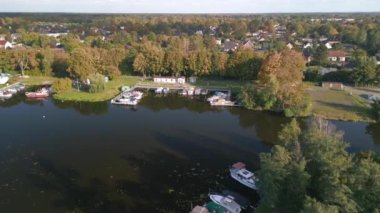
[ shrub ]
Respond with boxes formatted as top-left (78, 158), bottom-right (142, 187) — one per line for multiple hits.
top-left (88, 73), bottom-right (105, 93)
top-left (103, 66), bottom-right (121, 80)
top-left (53, 78), bottom-right (72, 93)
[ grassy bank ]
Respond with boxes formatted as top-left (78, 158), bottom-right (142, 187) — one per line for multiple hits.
top-left (308, 86), bottom-right (374, 122)
top-left (190, 78), bottom-right (247, 93)
top-left (53, 76), bottom-right (140, 102)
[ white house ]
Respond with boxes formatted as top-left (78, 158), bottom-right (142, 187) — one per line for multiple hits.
top-left (0, 41), bottom-right (12, 49)
top-left (154, 77), bottom-right (186, 84)
top-left (303, 43), bottom-right (313, 49)
top-left (325, 43), bottom-right (333, 49)
top-left (287, 43), bottom-right (294, 49)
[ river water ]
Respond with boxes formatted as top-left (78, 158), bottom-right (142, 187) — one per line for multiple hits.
top-left (0, 94), bottom-right (379, 212)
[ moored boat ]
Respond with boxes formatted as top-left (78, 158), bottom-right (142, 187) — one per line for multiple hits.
top-left (229, 162), bottom-right (257, 190)
top-left (111, 97), bottom-right (138, 106)
top-left (209, 193), bottom-right (241, 213)
top-left (0, 91), bottom-right (12, 99)
top-left (25, 88), bottom-right (49, 99)
top-left (0, 75), bottom-right (9, 85)
top-left (210, 99), bottom-right (235, 106)
top-left (155, 87), bottom-right (164, 94)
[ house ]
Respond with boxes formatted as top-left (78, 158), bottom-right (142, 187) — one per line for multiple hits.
top-left (328, 50), bottom-right (346, 62)
top-left (241, 40), bottom-right (255, 50)
top-left (287, 43), bottom-right (294, 50)
top-left (0, 41), bottom-right (12, 49)
top-left (322, 82), bottom-right (345, 90)
top-left (195, 30), bottom-right (203, 36)
top-left (153, 77), bottom-right (186, 84)
top-left (325, 43), bottom-right (333, 49)
top-left (222, 40), bottom-right (239, 52)
top-left (215, 39), bottom-right (222, 46)
top-left (303, 43), bottom-right (313, 49)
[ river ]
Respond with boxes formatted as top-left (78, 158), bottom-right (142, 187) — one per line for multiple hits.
top-left (0, 94), bottom-right (379, 212)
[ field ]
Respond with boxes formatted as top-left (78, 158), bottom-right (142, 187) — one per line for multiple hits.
top-left (307, 86), bottom-right (374, 122)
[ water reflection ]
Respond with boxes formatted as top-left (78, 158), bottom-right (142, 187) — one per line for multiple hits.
top-left (52, 100), bottom-right (109, 115)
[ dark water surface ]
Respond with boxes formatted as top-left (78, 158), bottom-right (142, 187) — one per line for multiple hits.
top-left (0, 94), bottom-right (379, 212)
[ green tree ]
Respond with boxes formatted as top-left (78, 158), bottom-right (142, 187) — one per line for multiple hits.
top-left (67, 48), bottom-right (95, 80)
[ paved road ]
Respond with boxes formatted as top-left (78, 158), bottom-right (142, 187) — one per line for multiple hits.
top-left (345, 86), bottom-right (380, 103)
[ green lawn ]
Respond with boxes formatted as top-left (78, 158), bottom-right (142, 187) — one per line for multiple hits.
top-left (53, 76), bottom-right (140, 102)
top-left (12, 76), bottom-right (58, 86)
top-left (190, 78), bottom-right (248, 93)
top-left (308, 86), bottom-right (374, 122)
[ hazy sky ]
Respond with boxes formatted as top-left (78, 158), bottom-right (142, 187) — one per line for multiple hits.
top-left (1, 0), bottom-right (380, 13)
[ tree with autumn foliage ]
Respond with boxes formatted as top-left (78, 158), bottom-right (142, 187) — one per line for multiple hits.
top-left (240, 50), bottom-right (311, 117)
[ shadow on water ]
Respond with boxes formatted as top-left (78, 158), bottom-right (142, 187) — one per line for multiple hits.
top-left (140, 93), bottom-right (222, 113)
top-left (118, 130), bottom-right (260, 212)
top-left (27, 157), bottom-right (128, 213)
top-left (52, 100), bottom-right (109, 116)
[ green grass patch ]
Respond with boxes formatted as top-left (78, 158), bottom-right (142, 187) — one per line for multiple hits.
top-left (308, 86), bottom-right (374, 122)
top-left (53, 76), bottom-right (140, 102)
top-left (190, 78), bottom-right (248, 93)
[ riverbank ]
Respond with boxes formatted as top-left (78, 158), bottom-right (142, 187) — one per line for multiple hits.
top-left (307, 85), bottom-right (374, 122)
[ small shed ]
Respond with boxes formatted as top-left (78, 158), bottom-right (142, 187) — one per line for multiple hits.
top-left (189, 76), bottom-right (197, 84)
top-left (177, 77), bottom-right (186, 84)
top-left (322, 82), bottom-right (345, 90)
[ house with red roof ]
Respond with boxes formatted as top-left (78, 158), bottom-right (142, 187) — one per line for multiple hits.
top-left (0, 40), bottom-right (12, 49)
top-left (328, 50), bottom-right (346, 62)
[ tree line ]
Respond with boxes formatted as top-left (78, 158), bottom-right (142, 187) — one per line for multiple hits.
top-left (257, 118), bottom-right (380, 213)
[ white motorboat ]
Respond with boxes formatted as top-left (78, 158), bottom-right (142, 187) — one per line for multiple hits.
top-left (229, 162), bottom-right (257, 190)
top-left (0, 76), bottom-right (9, 85)
top-left (155, 87), bottom-right (164, 94)
top-left (111, 97), bottom-right (138, 106)
top-left (210, 99), bottom-right (235, 106)
top-left (207, 92), bottom-right (227, 102)
top-left (187, 87), bottom-right (195, 96)
top-left (162, 87), bottom-right (170, 94)
top-left (131, 91), bottom-right (143, 100)
top-left (0, 91), bottom-right (12, 99)
top-left (209, 193), bottom-right (241, 213)
top-left (179, 89), bottom-right (188, 96)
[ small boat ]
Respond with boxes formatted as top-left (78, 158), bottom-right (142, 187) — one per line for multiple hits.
top-left (229, 162), bottom-right (257, 190)
top-left (25, 88), bottom-right (49, 99)
top-left (210, 99), bottom-right (236, 106)
top-left (0, 75), bottom-right (9, 85)
top-left (200, 89), bottom-right (208, 96)
top-left (187, 87), bottom-right (195, 96)
top-left (179, 89), bottom-right (188, 96)
top-left (6, 88), bottom-right (18, 94)
top-left (222, 190), bottom-right (251, 209)
top-left (207, 92), bottom-right (227, 102)
top-left (0, 91), bottom-right (12, 99)
top-left (162, 87), bottom-right (170, 94)
top-left (155, 87), bottom-right (164, 94)
top-left (195, 88), bottom-right (201, 95)
top-left (131, 91), bottom-right (143, 100)
top-left (111, 97), bottom-right (138, 106)
top-left (209, 193), bottom-right (241, 213)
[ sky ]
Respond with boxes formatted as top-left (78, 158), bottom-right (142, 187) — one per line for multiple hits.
top-left (1, 0), bottom-right (380, 13)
